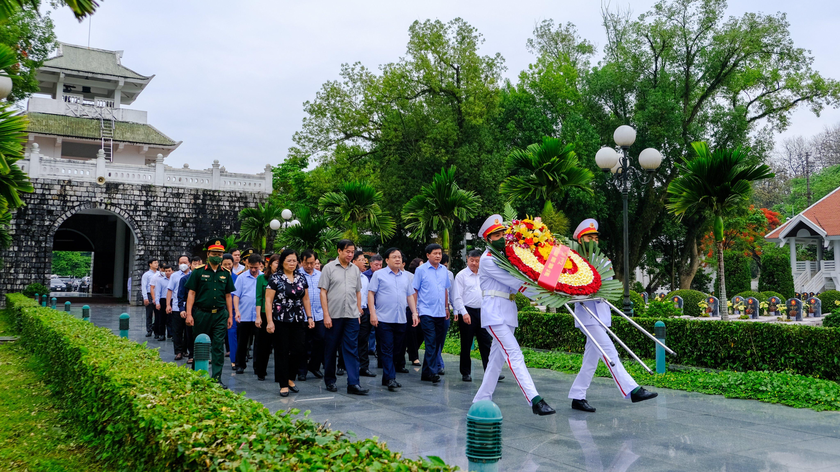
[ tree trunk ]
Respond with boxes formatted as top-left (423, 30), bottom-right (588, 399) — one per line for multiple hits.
top-left (442, 228), bottom-right (451, 260)
top-left (717, 240), bottom-right (729, 321)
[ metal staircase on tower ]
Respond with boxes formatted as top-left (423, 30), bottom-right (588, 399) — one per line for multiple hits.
top-left (100, 115), bottom-right (115, 162)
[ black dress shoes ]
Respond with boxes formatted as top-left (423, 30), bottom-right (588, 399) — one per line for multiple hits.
top-left (631, 387), bottom-right (658, 403)
top-left (532, 399), bottom-right (556, 416)
top-left (257, 375), bottom-right (265, 381)
top-left (145, 332), bottom-right (152, 337)
top-left (396, 367), bottom-right (409, 374)
top-left (347, 384), bottom-right (370, 395)
top-left (325, 383), bottom-right (338, 392)
top-left (462, 375), bottom-right (472, 382)
top-left (309, 369), bottom-right (324, 379)
top-left (288, 385), bottom-right (299, 393)
top-left (386, 380), bottom-right (401, 392)
top-left (235, 367), bottom-right (245, 375)
top-left (360, 369), bottom-right (377, 377)
top-left (420, 375), bottom-right (441, 383)
top-left (297, 374), bottom-right (307, 381)
top-left (498, 375), bottom-right (505, 381)
top-left (279, 389), bottom-right (289, 397)
top-left (571, 399), bottom-right (596, 412)
top-left (438, 369), bottom-right (445, 375)
top-left (337, 368), bottom-right (346, 376)
top-left (218, 382), bottom-right (229, 390)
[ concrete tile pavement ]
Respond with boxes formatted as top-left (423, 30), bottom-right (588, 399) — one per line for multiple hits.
top-left (77, 303), bottom-right (840, 471)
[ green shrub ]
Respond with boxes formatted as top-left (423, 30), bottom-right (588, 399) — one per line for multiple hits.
top-left (629, 291), bottom-right (646, 316)
top-left (514, 292), bottom-right (531, 311)
top-left (5, 294), bottom-right (453, 472)
top-left (643, 299), bottom-right (682, 318)
top-left (818, 290), bottom-right (840, 309)
top-left (823, 312), bottom-right (840, 328)
top-left (736, 290), bottom-right (763, 300)
top-left (515, 309), bottom-right (840, 381)
top-left (758, 247), bottom-right (795, 299)
top-left (714, 251), bottom-right (752, 297)
top-left (761, 291), bottom-right (784, 302)
top-left (22, 283), bottom-right (48, 298)
top-left (665, 289), bottom-right (707, 317)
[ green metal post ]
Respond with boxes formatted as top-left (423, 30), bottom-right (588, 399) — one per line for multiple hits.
top-left (655, 321), bottom-right (666, 374)
top-left (119, 313), bottom-right (130, 338)
top-left (82, 305), bottom-right (90, 322)
top-left (41, 294), bottom-right (47, 307)
top-left (466, 400), bottom-right (502, 471)
top-left (194, 334), bottom-right (212, 376)
top-left (65, 301), bottom-right (71, 312)
top-left (50, 297), bottom-right (57, 309)
top-left (33, 293), bottom-right (38, 303)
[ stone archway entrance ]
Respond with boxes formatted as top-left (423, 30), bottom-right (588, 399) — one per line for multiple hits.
top-left (50, 204), bottom-right (143, 299)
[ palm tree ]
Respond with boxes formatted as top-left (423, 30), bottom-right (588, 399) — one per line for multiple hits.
top-left (275, 207), bottom-right (342, 256)
top-left (500, 137), bottom-right (593, 214)
top-left (318, 181), bottom-right (396, 242)
top-left (1, 0), bottom-right (97, 21)
top-left (239, 202), bottom-right (283, 255)
top-left (666, 142), bottom-right (774, 321)
top-left (402, 166), bottom-right (482, 258)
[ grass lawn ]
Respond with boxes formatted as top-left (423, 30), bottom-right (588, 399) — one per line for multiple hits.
top-left (0, 312), bottom-right (108, 471)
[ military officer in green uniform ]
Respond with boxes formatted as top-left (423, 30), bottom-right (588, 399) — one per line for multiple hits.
top-left (186, 237), bottom-right (235, 386)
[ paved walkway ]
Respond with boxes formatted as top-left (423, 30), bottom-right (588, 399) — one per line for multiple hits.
top-left (80, 303), bottom-right (840, 471)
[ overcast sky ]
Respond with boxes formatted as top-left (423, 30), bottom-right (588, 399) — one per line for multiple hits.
top-left (45, 0), bottom-right (840, 174)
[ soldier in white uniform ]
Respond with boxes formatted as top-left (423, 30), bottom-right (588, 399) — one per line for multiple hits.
top-left (569, 219), bottom-right (657, 412)
top-left (472, 214), bottom-right (555, 416)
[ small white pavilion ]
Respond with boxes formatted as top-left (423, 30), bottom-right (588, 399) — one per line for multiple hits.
top-left (765, 187), bottom-right (840, 293)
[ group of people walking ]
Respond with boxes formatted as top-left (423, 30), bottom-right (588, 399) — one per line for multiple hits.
top-left (139, 214), bottom-right (657, 414)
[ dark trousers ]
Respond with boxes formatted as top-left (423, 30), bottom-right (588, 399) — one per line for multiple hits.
top-left (299, 320), bottom-right (325, 375)
top-left (394, 308), bottom-right (411, 369)
top-left (154, 299), bottom-right (168, 336)
top-left (192, 308), bottom-right (228, 381)
top-left (420, 315), bottom-right (446, 378)
top-left (324, 317), bottom-right (360, 387)
top-left (253, 314), bottom-right (272, 377)
top-left (236, 321), bottom-right (257, 369)
top-left (459, 306), bottom-right (492, 376)
top-left (185, 325), bottom-right (194, 358)
top-left (404, 312), bottom-right (421, 363)
top-left (358, 308), bottom-right (372, 371)
top-left (377, 321), bottom-right (406, 383)
top-left (273, 321), bottom-right (306, 388)
top-left (145, 293), bottom-right (154, 333)
top-left (172, 312), bottom-right (187, 355)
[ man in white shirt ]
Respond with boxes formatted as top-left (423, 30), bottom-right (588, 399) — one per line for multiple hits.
top-left (151, 264), bottom-right (173, 341)
top-left (472, 214), bottom-right (555, 416)
top-left (353, 251), bottom-right (376, 378)
top-left (453, 249), bottom-right (494, 382)
top-left (141, 258), bottom-right (159, 337)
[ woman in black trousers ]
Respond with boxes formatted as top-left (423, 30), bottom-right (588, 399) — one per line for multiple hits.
top-left (253, 254), bottom-right (279, 380)
top-left (265, 249), bottom-right (314, 397)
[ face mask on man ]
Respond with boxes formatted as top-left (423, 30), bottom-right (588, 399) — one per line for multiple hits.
top-left (208, 256), bottom-right (223, 265)
top-left (490, 237), bottom-right (506, 252)
top-left (179, 263), bottom-right (189, 272)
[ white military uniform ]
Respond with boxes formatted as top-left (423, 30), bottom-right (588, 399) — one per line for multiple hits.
top-left (569, 219), bottom-right (638, 400)
top-left (473, 215), bottom-right (541, 406)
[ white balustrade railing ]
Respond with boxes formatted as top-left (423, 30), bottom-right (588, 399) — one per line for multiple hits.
top-left (22, 144), bottom-right (272, 193)
top-left (823, 260), bottom-right (837, 273)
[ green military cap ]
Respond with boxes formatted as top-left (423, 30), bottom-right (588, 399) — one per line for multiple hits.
top-left (240, 247), bottom-right (255, 259)
top-left (206, 237), bottom-right (226, 252)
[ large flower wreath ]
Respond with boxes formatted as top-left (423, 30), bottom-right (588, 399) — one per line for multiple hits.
top-left (487, 217), bottom-right (623, 308)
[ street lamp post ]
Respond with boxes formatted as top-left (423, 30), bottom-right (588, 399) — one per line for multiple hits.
top-left (269, 209), bottom-right (300, 251)
top-left (595, 125), bottom-right (663, 316)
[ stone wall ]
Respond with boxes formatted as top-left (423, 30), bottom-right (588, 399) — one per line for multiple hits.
top-left (0, 178), bottom-right (268, 304)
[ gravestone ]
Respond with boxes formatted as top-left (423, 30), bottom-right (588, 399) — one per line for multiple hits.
top-left (767, 296), bottom-right (782, 317)
top-left (795, 292), bottom-right (801, 300)
top-left (671, 295), bottom-right (684, 311)
top-left (745, 297), bottom-right (759, 319)
top-left (704, 296), bottom-right (720, 317)
top-left (807, 296), bottom-right (822, 317)
top-left (786, 298), bottom-right (803, 321)
top-left (731, 296), bottom-right (745, 316)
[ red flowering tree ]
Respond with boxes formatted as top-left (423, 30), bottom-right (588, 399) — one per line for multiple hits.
top-left (699, 206), bottom-right (781, 264)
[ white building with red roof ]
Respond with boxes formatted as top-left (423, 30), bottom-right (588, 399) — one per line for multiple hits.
top-left (764, 187), bottom-right (840, 293)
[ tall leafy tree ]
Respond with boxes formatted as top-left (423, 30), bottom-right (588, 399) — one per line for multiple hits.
top-left (1, 0), bottom-right (97, 21)
top-left (238, 202), bottom-right (283, 255)
top-left (318, 181), bottom-right (395, 243)
top-left (0, 4), bottom-right (55, 102)
top-left (500, 137), bottom-right (593, 214)
top-left (402, 166), bottom-right (482, 257)
top-left (275, 207), bottom-right (342, 256)
top-left (666, 142), bottom-right (774, 320)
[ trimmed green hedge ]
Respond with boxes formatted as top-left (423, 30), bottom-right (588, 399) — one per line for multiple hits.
top-left (735, 290), bottom-right (763, 300)
top-left (761, 291), bottom-right (784, 302)
top-left (515, 309), bottom-right (840, 381)
top-left (5, 294), bottom-right (452, 471)
top-left (819, 290), bottom-right (840, 309)
top-left (824, 312), bottom-right (840, 328)
top-left (759, 247), bottom-right (795, 299)
top-left (665, 289), bottom-right (707, 317)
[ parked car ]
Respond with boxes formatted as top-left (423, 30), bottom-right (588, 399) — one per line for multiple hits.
top-left (50, 279), bottom-right (65, 292)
